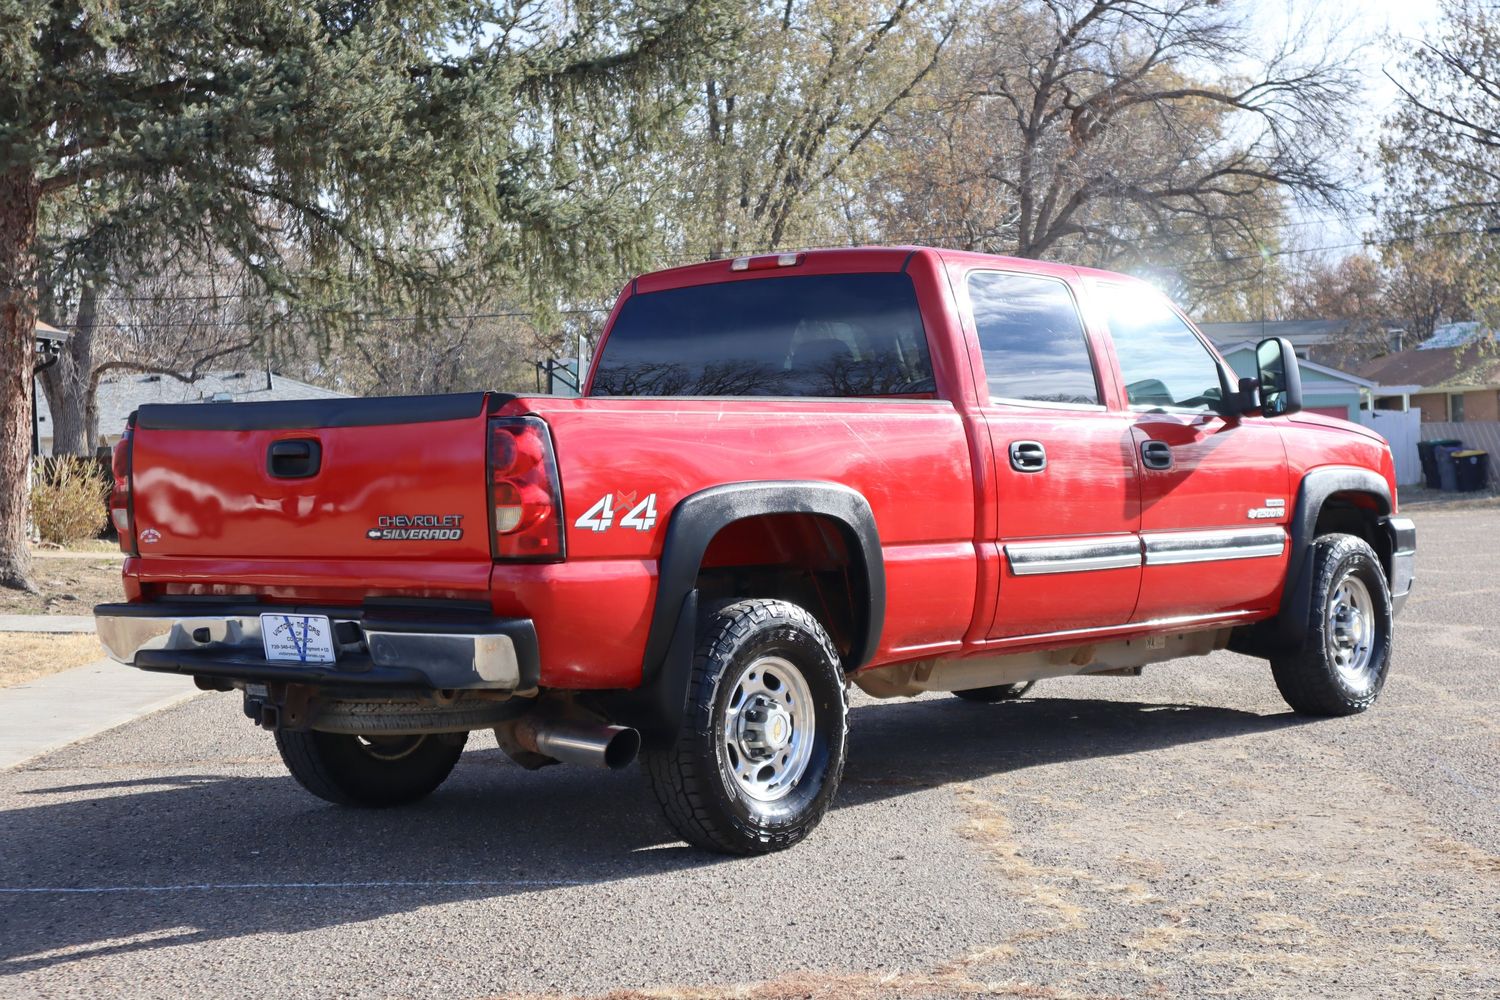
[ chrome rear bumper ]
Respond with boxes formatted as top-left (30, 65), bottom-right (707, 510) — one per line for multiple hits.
top-left (94, 603), bottom-right (538, 691)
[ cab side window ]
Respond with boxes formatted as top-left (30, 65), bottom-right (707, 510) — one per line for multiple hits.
top-left (969, 271), bottom-right (1099, 406)
top-left (1098, 283), bottom-right (1224, 411)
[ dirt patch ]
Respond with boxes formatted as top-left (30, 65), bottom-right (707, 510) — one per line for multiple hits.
top-left (497, 971), bottom-right (1075, 1000)
top-left (0, 556), bottom-right (124, 616)
top-left (0, 632), bottom-right (106, 687)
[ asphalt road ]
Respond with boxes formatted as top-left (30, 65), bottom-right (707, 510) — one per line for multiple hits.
top-left (3, 502), bottom-right (1497, 999)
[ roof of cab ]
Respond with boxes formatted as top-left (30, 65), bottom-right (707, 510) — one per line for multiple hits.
top-left (629, 245), bottom-right (1146, 294)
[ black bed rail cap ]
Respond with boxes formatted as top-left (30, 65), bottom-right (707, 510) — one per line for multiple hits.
top-left (134, 391), bottom-right (513, 431)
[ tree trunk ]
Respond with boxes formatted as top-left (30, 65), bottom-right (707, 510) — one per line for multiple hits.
top-left (38, 281), bottom-right (98, 457)
top-left (0, 167), bottom-right (41, 592)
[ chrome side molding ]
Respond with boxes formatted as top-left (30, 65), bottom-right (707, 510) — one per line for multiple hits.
top-left (1005, 527), bottom-right (1288, 576)
top-left (1005, 536), bottom-right (1141, 576)
top-left (1143, 527), bottom-right (1286, 565)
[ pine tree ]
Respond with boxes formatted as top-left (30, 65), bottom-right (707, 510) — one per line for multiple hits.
top-left (0, 0), bottom-right (728, 590)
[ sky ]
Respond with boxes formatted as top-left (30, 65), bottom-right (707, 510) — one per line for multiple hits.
top-left (1254, 0), bottom-right (1443, 255)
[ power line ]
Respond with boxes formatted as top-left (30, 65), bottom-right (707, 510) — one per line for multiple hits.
top-left (58, 306), bottom-right (611, 331)
top-left (58, 212), bottom-right (1499, 327)
top-left (81, 209), bottom-right (1390, 305)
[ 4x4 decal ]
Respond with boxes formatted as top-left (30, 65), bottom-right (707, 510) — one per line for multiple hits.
top-left (575, 492), bottom-right (658, 532)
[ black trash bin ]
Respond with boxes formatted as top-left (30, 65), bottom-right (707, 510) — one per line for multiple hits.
top-left (1436, 444), bottom-right (1464, 491)
top-left (1420, 438), bottom-right (1462, 489)
top-left (1453, 450), bottom-right (1490, 492)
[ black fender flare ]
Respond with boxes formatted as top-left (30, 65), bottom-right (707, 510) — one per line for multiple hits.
top-left (608, 481), bottom-right (884, 742)
top-left (641, 480), bottom-right (885, 679)
top-left (1238, 466), bottom-right (1393, 654)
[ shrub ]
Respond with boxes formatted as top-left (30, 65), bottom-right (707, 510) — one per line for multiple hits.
top-left (30, 457), bottom-right (109, 546)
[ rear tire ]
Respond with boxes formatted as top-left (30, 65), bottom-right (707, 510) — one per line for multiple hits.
top-left (641, 599), bottom-right (848, 855)
top-left (275, 729), bottom-right (467, 806)
top-left (1270, 533), bottom-right (1393, 716)
top-left (952, 681), bottom-right (1035, 703)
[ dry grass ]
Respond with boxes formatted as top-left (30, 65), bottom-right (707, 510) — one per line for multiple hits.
top-left (0, 633), bottom-right (106, 688)
top-left (34, 538), bottom-right (121, 556)
top-left (29, 458), bottom-right (109, 545)
top-left (0, 556), bottom-right (124, 616)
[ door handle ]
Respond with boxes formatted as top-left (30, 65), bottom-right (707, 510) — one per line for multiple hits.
top-left (1140, 439), bottom-right (1173, 471)
top-left (267, 439), bottom-right (322, 479)
top-left (1009, 440), bottom-right (1047, 473)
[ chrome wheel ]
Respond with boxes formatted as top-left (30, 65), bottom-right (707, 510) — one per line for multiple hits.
top-left (720, 655), bottom-right (815, 802)
top-left (1327, 573), bottom-right (1376, 690)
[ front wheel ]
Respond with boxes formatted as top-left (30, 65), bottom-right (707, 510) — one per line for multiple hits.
top-left (1270, 533), bottom-right (1393, 716)
top-left (275, 729), bottom-right (467, 806)
top-left (641, 599), bottom-right (848, 855)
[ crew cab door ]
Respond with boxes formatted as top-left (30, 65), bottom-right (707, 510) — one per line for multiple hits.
top-left (1091, 282), bottom-right (1291, 622)
top-left (960, 268), bottom-right (1143, 638)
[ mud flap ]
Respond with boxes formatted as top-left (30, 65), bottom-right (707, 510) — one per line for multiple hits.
top-left (598, 590), bottom-right (699, 747)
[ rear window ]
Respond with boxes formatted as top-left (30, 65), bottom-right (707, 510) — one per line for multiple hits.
top-left (589, 273), bottom-right (936, 397)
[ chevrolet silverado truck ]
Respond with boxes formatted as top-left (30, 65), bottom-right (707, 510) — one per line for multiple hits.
top-left (96, 247), bottom-right (1416, 855)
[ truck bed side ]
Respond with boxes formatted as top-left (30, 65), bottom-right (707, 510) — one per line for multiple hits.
top-left (500, 395), bottom-right (978, 688)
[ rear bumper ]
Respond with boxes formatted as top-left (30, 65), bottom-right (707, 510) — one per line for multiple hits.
top-left (1383, 516), bottom-right (1416, 616)
top-left (94, 602), bottom-right (539, 692)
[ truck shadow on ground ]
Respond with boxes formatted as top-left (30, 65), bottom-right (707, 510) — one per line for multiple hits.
top-left (0, 693), bottom-right (1310, 974)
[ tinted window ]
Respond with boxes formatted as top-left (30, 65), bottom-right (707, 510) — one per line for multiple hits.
top-left (969, 271), bottom-right (1098, 405)
top-left (589, 273), bottom-right (935, 397)
top-left (1098, 284), bottom-right (1223, 410)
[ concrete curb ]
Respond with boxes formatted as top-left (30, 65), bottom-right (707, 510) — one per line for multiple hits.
top-left (0, 659), bottom-right (199, 770)
top-left (0, 614), bottom-right (96, 633)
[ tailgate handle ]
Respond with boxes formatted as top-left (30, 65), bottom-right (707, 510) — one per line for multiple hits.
top-left (267, 439), bottom-right (321, 479)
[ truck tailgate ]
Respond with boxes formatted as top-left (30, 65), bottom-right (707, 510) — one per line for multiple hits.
top-left (128, 393), bottom-right (494, 563)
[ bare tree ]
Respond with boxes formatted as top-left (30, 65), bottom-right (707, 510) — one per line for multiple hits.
top-left (37, 261), bottom-right (262, 455)
top-left (322, 309), bottom-right (542, 397)
top-left (872, 0), bottom-right (1356, 290)
top-left (1377, 0), bottom-right (1500, 332)
top-left (1279, 254), bottom-right (1390, 366)
top-left (664, 0), bottom-right (957, 259)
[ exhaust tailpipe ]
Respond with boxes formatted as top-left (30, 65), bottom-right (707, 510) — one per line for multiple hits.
top-left (515, 718), bottom-right (641, 770)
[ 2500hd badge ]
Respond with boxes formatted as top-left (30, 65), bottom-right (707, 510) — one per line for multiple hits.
top-left (366, 514), bottom-right (464, 541)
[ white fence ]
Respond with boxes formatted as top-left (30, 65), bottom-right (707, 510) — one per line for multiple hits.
top-left (1357, 409), bottom-right (1423, 486)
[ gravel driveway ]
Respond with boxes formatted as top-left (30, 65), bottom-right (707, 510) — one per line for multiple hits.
top-left (2, 503), bottom-right (1497, 999)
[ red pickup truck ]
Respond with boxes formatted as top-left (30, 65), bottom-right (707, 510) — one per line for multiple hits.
top-left (96, 247), bottom-right (1416, 854)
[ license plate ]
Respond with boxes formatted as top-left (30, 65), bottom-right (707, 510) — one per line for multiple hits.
top-left (259, 613), bottom-right (337, 664)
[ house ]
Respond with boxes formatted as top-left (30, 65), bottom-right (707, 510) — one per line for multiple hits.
top-left (1198, 319), bottom-right (1405, 368)
top-left (1358, 344), bottom-right (1500, 422)
top-left (33, 370), bottom-right (348, 455)
top-left (1215, 341), bottom-right (1386, 421)
top-left (33, 319), bottom-right (68, 367)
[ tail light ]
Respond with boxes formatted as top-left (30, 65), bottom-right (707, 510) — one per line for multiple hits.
top-left (487, 415), bottom-right (565, 561)
top-left (109, 428), bottom-right (135, 554)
